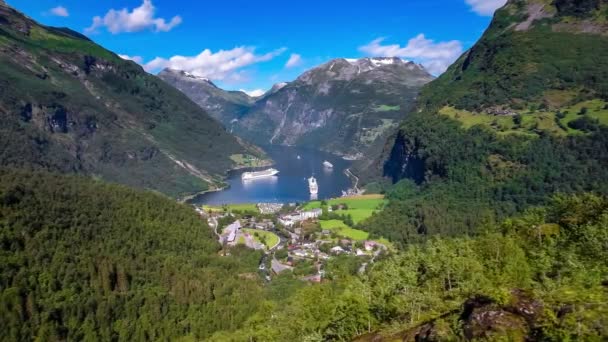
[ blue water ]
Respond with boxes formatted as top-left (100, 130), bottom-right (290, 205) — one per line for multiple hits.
top-left (192, 146), bottom-right (353, 205)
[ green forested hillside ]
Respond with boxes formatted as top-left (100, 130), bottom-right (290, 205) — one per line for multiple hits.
top-left (356, 0), bottom-right (608, 246)
top-left (213, 193), bottom-right (608, 341)
top-left (0, 3), bottom-right (265, 198)
top-left (0, 169), bottom-right (266, 341)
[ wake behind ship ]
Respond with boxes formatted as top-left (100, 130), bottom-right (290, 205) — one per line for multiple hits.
top-left (241, 168), bottom-right (280, 180)
top-left (308, 176), bottom-right (318, 195)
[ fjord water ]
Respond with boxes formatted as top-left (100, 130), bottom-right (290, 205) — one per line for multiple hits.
top-left (192, 146), bottom-right (353, 205)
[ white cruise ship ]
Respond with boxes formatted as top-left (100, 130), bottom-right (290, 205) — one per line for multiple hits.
top-left (241, 168), bottom-right (279, 180)
top-left (308, 176), bottom-right (319, 194)
top-left (323, 160), bottom-right (333, 168)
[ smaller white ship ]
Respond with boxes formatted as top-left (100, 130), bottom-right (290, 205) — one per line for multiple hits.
top-left (297, 155), bottom-right (301, 160)
top-left (323, 160), bottom-right (333, 169)
top-left (242, 168), bottom-right (279, 180)
top-left (308, 176), bottom-right (319, 195)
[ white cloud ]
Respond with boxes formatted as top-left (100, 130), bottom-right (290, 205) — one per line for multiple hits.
top-left (143, 46), bottom-right (287, 83)
top-left (118, 54), bottom-right (144, 64)
top-left (85, 0), bottom-right (182, 34)
top-left (285, 53), bottom-right (302, 68)
top-left (240, 89), bottom-right (266, 97)
top-left (359, 34), bottom-right (463, 75)
top-left (465, 0), bottom-right (507, 16)
top-left (50, 6), bottom-right (69, 17)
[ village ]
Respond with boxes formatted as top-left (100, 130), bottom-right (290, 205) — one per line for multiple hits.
top-left (195, 195), bottom-right (389, 283)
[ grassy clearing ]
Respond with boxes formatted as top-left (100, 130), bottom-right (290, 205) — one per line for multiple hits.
top-left (242, 229), bottom-right (279, 249)
top-left (319, 220), bottom-right (369, 241)
top-left (303, 195), bottom-right (387, 224)
top-left (203, 203), bottom-right (259, 213)
top-left (374, 104), bottom-right (401, 112)
top-left (230, 154), bottom-right (270, 168)
top-left (360, 119), bottom-right (397, 144)
top-left (440, 101), bottom-right (608, 137)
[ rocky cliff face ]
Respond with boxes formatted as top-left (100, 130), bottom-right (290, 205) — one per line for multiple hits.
top-left (0, 4), bottom-right (264, 197)
top-left (158, 68), bottom-right (255, 128)
top-left (378, 0), bottom-right (608, 184)
top-left (161, 57), bottom-right (433, 157)
top-left (235, 57), bottom-right (434, 157)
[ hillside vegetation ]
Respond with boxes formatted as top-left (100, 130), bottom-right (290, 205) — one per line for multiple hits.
top-left (214, 193), bottom-right (608, 341)
top-left (0, 3), bottom-right (264, 198)
top-left (357, 0), bottom-right (608, 247)
top-left (0, 169), bottom-right (267, 341)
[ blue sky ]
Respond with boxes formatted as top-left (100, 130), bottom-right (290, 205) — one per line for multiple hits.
top-left (7, 0), bottom-right (506, 95)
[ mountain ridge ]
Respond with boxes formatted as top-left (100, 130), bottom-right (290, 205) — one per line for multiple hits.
top-left (160, 57), bottom-right (434, 157)
top-left (353, 0), bottom-right (608, 245)
top-left (0, 3), bottom-right (266, 198)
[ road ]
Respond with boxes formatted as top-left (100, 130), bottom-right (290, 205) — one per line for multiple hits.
top-left (344, 168), bottom-right (361, 193)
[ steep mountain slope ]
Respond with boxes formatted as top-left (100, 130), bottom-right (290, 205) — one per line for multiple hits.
top-left (0, 169), bottom-right (266, 340)
top-left (0, 3), bottom-right (265, 198)
top-left (161, 58), bottom-right (434, 158)
top-left (237, 57), bottom-right (434, 157)
top-left (158, 68), bottom-right (255, 128)
top-left (357, 0), bottom-right (608, 245)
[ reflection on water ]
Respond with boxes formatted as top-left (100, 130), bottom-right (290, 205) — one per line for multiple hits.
top-left (242, 175), bottom-right (279, 190)
top-left (192, 145), bottom-right (353, 205)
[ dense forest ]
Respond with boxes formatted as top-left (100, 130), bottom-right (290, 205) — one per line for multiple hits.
top-left (0, 3), bottom-right (264, 198)
top-left (361, 115), bottom-right (608, 247)
top-left (1, 0), bottom-right (607, 341)
top-left (2, 169), bottom-right (605, 340)
top-left (214, 193), bottom-right (608, 341)
top-left (0, 169), bottom-right (268, 340)
top-left (355, 0), bottom-right (608, 247)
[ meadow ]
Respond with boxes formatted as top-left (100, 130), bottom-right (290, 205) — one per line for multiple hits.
top-left (303, 194), bottom-right (387, 224)
top-left (242, 229), bottom-right (280, 249)
top-left (319, 220), bottom-right (369, 241)
top-left (203, 203), bottom-right (259, 213)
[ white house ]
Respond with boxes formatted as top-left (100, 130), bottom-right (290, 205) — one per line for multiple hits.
top-left (331, 246), bottom-right (345, 254)
top-left (223, 220), bottom-right (242, 244)
top-left (301, 208), bottom-right (323, 220)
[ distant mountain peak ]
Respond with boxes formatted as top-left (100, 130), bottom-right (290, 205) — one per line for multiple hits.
top-left (345, 57), bottom-right (408, 66)
top-left (159, 68), bottom-right (217, 87)
top-left (296, 56), bottom-right (432, 84)
top-left (264, 82), bottom-right (288, 96)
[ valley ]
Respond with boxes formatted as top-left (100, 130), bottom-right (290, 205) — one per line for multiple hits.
top-left (160, 57), bottom-right (434, 158)
top-left (192, 145), bottom-right (356, 205)
top-left (1, 0), bottom-right (608, 341)
top-left (200, 194), bottom-right (389, 283)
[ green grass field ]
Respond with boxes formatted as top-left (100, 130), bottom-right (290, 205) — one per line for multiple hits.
top-left (439, 100), bottom-right (608, 137)
top-left (303, 195), bottom-right (387, 224)
top-left (374, 104), bottom-right (401, 112)
top-left (319, 220), bottom-right (369, 241)
top-left (203, 203), bottom-right (259, 213)
top-left (230, 154), bottom-right (271, 168)
top-left (242, 229), bottom-right (280, 249)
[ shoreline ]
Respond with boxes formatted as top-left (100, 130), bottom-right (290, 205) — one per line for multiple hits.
top-left (178, 158), bottom-right (275, 204)
top-left (178, 183), bottom-right (229, 204)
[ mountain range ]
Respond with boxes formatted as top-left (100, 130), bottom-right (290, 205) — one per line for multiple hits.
top-left (0, 3), bottom-right (266, 198)
top-left (160, 57), bottom-right (434, 158)
top-left (357, 0), bottom-right (608, 243)
top-left (1, 0), bottom-right (608, 341)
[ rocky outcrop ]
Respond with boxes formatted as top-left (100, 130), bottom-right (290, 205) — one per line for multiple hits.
top-left (382, 131), bottom-right (427, 184)
top-left (354, 290), bottom-right (544, 342)
top-left (158, 68), bottom-right (254, 127)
